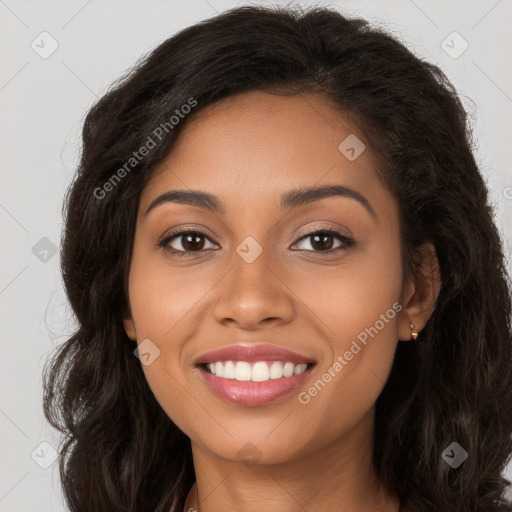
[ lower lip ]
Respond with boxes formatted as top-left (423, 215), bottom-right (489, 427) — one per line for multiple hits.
top-left (197, 364), bottom-right (315, 406)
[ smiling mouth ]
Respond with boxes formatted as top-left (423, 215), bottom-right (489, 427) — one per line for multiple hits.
top-left (198, 360), bottom-right (316, 382)
top-left (195, 360), bottom-right (317, 406)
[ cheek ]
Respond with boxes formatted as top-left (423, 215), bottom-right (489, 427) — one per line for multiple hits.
top-left (295, 236), bottom-right (403, 428)
top-left (128, 238), bottom-right (215, 342)
top-left (292, 230), bottom-right (403, 348)
top-left (126, 238), bottom-right (200, 413)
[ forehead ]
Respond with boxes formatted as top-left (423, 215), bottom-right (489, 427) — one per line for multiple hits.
top-left (139, 91), bottom-right (390, 217)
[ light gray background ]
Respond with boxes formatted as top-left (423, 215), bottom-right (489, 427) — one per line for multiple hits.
top-left (1, 0), bottom-right (511, 510)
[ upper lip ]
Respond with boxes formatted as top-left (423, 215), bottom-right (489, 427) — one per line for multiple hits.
top-left (193, 344), bottom-right (316, 365)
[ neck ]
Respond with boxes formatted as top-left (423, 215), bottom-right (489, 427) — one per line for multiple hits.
top-left (183, 409), bottom-right (399, 512)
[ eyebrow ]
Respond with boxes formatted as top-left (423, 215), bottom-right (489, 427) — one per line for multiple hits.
top-left (144, 184), bottom-right (376, 219)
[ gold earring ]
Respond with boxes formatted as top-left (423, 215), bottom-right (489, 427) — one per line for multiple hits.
top-left (409, 322), bottom-right (419, 341)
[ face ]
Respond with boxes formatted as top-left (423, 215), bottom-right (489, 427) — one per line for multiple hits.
top-left (123, 90), bottom-right (415, 465)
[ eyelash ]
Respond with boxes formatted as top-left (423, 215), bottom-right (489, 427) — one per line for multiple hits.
top-left (157, 227), bottom-right (355, 259)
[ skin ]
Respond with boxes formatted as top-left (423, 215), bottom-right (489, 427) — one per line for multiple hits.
top-left (122, 91), bottom-right (440, 512)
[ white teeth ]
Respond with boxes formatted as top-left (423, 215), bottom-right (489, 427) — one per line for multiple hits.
top-left (269, 361), bottom-right (283, 379)
top-left (251, 362), bottom-right (270, 382)
top-left (205, 361), bottom-right (309, 382)
top-left (283, 362), bottom-right (295, 377)
top-left (235, 361), bottom-right (252, 381)
top-left (294, 363), bottom-right (307, 375)
top-left (223, 360), bottom-right (236, 379)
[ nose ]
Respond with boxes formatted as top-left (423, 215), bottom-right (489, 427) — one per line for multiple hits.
top-left (212, 245), bottom-right (295, 330)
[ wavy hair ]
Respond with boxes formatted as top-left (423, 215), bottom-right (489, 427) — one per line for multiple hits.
top-left (43, 5), bottom-right (512, 511)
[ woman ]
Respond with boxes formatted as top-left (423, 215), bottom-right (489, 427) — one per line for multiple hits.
top-left (43, 5), bottom-right (512, 511)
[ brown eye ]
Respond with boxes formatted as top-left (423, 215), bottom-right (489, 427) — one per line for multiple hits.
top-left (159, 230), bottom-right (218, 253)
top-left (309, 233), bottom-right (335, 251)
top-left (179, 233), bottom-right (206, 251)
top-left (292, 228), bottom-right (355, 254)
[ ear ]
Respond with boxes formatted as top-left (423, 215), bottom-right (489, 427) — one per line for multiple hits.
top-left (398, 242), bottom-right (442, 341)
top-left (122, 306), bottom-right (137, 341)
